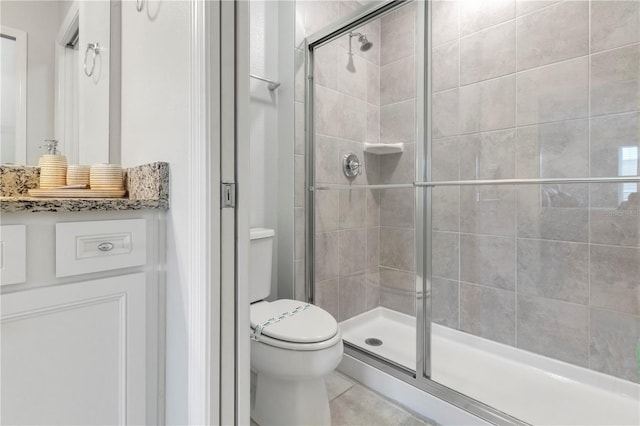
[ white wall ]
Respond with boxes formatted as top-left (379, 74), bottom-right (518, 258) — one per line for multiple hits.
top-left (119, 2), bottom-right (191, 424)
top-left (1, 1), bottom-right (60, 164)
top-left (249, 0), bottom-right (280, 299)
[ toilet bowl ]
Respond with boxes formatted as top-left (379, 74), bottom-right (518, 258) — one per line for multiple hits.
top-left (250, 299), bottom-right (343, 426)
top-left (249, 229), bottom-right (343, 425)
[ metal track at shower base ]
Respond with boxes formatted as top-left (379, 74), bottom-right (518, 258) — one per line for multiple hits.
top-left (343, 342), bottom-right (531, 426)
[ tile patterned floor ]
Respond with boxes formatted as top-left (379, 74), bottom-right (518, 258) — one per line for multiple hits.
top-left (327, 372), bottom-right (437, 426)
top-left (251, 371), bottom-right (438, 426)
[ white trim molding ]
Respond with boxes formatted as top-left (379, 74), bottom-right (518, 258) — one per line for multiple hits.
top-left (187, 0), bottom-right (219, 425)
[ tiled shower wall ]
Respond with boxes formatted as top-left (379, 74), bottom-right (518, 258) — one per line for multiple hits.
top-left (377, 4), bottom-right (419, 315)
top-left (297, 1), bottom-right (420, 322)
top-left (294, 1), bottom-right (384, 321)
top-left (430, 0), bottom-right (640, 383)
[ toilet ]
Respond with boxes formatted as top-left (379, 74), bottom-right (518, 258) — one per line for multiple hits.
top-left (249, 228), bottom-right (344, 426)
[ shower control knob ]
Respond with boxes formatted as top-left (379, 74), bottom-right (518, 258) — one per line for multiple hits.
top-left (343, 153), bottom-right (361, 178)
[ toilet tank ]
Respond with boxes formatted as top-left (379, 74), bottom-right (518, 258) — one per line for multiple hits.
top-left (250, 228), bottom-right (275, 303)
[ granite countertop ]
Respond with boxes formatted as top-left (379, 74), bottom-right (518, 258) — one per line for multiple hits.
top-left (0, 196), bottom-right (169, 213)
top-left (1, 162), bottom-right (169, 213)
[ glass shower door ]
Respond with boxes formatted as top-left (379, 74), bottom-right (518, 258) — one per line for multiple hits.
top-left (307, 0), bottom-right (423, 374)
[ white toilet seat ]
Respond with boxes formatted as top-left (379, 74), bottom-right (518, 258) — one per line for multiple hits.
top-left (250, 299), bottom-right (341, 351)
top-left (253, 330), bottom-right (342, 351)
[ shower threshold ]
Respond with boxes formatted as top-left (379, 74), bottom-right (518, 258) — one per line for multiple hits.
top-left (339, 307), bottom-right (639, 426)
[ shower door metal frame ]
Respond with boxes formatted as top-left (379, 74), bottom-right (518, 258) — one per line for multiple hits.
top-left (305, 2), bottom-right (527, 425)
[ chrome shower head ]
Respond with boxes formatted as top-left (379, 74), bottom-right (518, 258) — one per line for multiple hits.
top-left (349, 32), bottom-right (373, 52)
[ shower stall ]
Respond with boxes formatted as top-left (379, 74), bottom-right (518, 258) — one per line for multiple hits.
top-left (295, 0), bottom-right (640, 424)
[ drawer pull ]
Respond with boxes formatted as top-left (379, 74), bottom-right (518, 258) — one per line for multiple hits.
top-left (98, 242), bottom-right (115, 252)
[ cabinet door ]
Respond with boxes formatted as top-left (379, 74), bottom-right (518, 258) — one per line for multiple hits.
top-left (1, 273), bottom-right (146, 425)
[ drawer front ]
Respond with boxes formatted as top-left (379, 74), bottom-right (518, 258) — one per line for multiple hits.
top-left (0, 225), bottom-right (27, 285)
top-left (56, 219), bottom-right (146, 277)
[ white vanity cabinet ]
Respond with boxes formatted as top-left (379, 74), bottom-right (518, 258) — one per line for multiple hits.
top-left (0, 210), bottom-right (165, 426)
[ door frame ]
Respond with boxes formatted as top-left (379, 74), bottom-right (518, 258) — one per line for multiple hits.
top-left (187, 0), bottom-right (250, 424)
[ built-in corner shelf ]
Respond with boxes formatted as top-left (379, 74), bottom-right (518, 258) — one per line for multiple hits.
top-left (363, 143), bottom-right (404, 155)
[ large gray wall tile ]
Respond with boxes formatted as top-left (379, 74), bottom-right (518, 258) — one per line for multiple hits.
top-left (432, 0), bottom-right (459, 47)
top-left (316, 279), bottom-right (339, 320)
top-left (432, 231), bottom-right (459, 280)
top-left (516, 119), bottom-right (589, 179)
top-left (591, 0), bottom-right (640, 53)
top-left (337, 47), bottom-right (368, 101)
top-left (380, 227), bottom-right (415, 271)
top-left (459, 0), bottom-right (515, 36)
top-left (460, 283), bottom-right (516, 345)
top-left (459, 129), bottom-right (516, 180)
top-left (381, 56), bottom-right (415, 105)
top-left (517, 294), bottom-right (589, 366)
top-left (460, 185), bottom-right (516, 237)
top-left (591, 208), bottom-right (640, 248)
top-left (315, 43), bottom-right (338, 90)
top-left (517, 185), bottom-right (589, 243)
top-left (460, 21), bottom-right (516, 85)
top-left (432, 41), bottom-right (459, 92)
top-left (432, 137), bottom-right (459, 181)
top-left (381, 6), bottom-right (415, 65)
top-left (379, 266), bottom-right (416, 293)
top-left (516, 1), bottom-right (588, 71)
top-left (590, 308), bottom-right (640, 383)
top-left (517, 239), bottom-right (589, 304)
top-left (516, 0), bottom-right (559, 16)
top-left (316, 190), bottom-right (339, 233)
top-left (339, 273), bottom-right (367, 321)
top-left (517, 56), bottom-right (588, 126)
top-left (591, 45), bottom-right (640, 116)
top-left (367, 61), bottom-right (380, 106)
top-left (461, 234), bottom-right (516, 290)
top-left (432, 89), bottom-right (459, 138)
top-left (339, 229), bottom-right (367, 276)
top-left (380, 288), bottom-right (416, 316)
top-left (315, 85), bottom-right (339, 137)
top-left (366, 104), bottom-right (380, 143)
top-left (315, 134), bottom-right (338, 184)
top-left (590, 245), bottom-right (640, 315)
top-left (432, 187), bottom-right (460, 232)
top-left (367, 227), bottom-right (379, 273)
top-left (380, 188), bottom-right (415, 228)
top-left (431, 277), bottom-right (460, 328)
top-left (590, 112), bottom-right (640, 178)
top-left (339, 189), bottom-right (366, 230)
top-left (460, 75), bottom-right (516, 134)
top-left (380, 99), bottom-right (416, 142)
top-left (316, 231), bottom-right (339, 281)
top-left (366, 189), bottom-right (380, 227)
top-left (338, 93), bottom-right (366, 142)
top-left (378, 144), bottom-right (416, 184)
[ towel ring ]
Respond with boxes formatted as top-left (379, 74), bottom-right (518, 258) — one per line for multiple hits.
top-left (84, 43), bottom-right (101, 77)
top-left (136, 0), bottom-right (143, 12)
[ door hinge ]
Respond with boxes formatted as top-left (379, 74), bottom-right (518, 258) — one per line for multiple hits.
top-left (221, 182), bottom-right (236, 208)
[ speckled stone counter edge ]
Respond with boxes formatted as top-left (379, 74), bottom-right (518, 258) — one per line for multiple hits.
top-left (1, 162), bottom-right (169, 213)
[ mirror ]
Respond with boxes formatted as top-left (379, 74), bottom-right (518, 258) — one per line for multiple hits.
top-left (0, 0), bottom-right (120, 166)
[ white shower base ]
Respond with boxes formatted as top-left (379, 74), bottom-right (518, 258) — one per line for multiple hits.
top-left (340, 307), bottom-right (640, 426)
